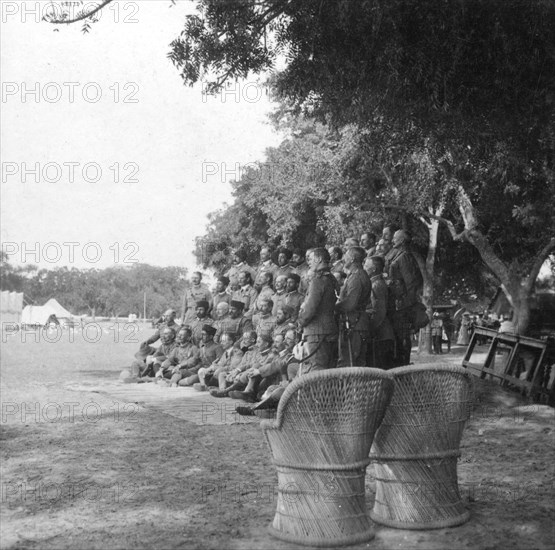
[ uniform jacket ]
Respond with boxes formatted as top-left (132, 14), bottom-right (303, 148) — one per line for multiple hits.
top-left (190, 317), bottom-right (214, 347)
top-left (232, 285), bottom-right (258, 317)
top-left (283, 290), bottom-right (304, 322)
top-left (292, 262), bottom-right (310, 294)
top-left (210, 346), bottom-right (244, 373)
top-left (183, 284), bottom-right (213, 323)
top-left (253, 313), bottom-right (277, 341)
top-left (298, 268), bottom-right (338, 337)
top-left (214, 315), bottom-right (253, 342)
top-left (199, 340), bottom-right (224, 367)
top-left (161, 342), bottom-right (200, 371)
top-left (336, 265), bottom-right (371, 332)
top-left (225, 262), bottom-right (255, 290)
top-left (368, 275), bottom-right (394, 341)
top-left (254, 260), bottom-right (278, 286)
top-left (386, 245), bottom-right (422, 310)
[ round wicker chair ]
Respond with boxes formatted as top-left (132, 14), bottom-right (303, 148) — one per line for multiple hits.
top-left (260, 367), bottom-right (394, 547)
top-left (370, 364), bottom-right (474, 529)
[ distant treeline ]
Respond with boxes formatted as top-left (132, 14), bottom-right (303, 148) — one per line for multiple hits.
top-left (1, 254), bottom-right (188, 318)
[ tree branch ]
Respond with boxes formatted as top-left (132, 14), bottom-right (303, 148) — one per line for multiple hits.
top-left (48, 0), bottom-right (115, 24)
top-left (524, 236), bottom-right (555, 293)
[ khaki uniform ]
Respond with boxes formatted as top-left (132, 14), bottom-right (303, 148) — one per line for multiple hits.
top-left (336, 265), bottom-right (371, 366)
top-left (231, 285), bottom-right (258, 317)
top-left (253, 313), bottom-right (277, 341)
top-left (190, 317), bottom-right (214, 347)
top-left (254, 260), bottom-right (278, 287)
top-left (225, 262), bottom-right (255, 290)
top-left (182, 284), bottom-right (212, 324)
top-left (297, 267), bottom-right (338, 372)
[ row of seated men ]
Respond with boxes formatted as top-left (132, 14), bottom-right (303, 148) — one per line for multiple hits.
top-left (121, 228), bottom-right (422, 412)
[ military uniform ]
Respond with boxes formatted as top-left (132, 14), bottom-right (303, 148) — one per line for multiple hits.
top-left (160, 342), bottom-right (200, 379)
top-left (283, 290), bottom-right (304, 322)
top-left (231, 285), bottom-right (258, 317)
top-left (271, 290), bottom-right (287, 317)
top-left (254, 260), bottom-right (278, 287)
top-left (214, 315), bottom-right (253, 342)
top-left (386, 244), bottom-right (422, 366)
top-left (225, 262), bottom-right (255, 290)
top-left (292, 262), bottom-right (310, 294)
top-left (190, 316), bottom-right (214, 346)
top-left (366, 274), bottom-right (394, 369)
top-left (336, 265), bottom-right (371, 366)
top-left (253, 313), bottom-right (277, 341)
top-left (182, 284), bottom-right (212, 324)
top-left (142, 341), bottom-right (177, 377)
top-left (212, 292), bottom-right (231, 317)
top-left (196, 346), bottom-right (244, 388)
top-left (252, 285), bottom-right (274, 314)
top-left (297, 267), bottom-right (339, 372)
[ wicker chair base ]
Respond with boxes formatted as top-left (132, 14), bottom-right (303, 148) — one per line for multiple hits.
top-left (268, 467), bottom-right (375, 547)
top-left (370, 457), bottom-right (470, 529)
top-left (268, 524), bottom-right (375, 547)
top-left (370, 510), bottom-right (470, 530)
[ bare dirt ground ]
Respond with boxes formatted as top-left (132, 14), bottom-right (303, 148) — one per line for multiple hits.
top-left (1, 324), bottom-right (554, 550)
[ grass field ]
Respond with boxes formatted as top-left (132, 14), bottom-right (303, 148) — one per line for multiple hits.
top-left (1, 324), bottom-right (554, 550)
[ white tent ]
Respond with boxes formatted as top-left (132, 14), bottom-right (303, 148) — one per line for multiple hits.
top-left (21, 299), bottom-right (74, 327)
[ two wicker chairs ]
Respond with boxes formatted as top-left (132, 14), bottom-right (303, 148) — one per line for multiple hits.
top-left (261, 364), bottom-right (473, 546)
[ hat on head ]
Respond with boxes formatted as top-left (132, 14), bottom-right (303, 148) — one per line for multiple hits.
top-left (287, 273), bottom-right (301, 284)
top-left (218, 276), bottom-right (230, 286)
top-left (230, 300), bottom-right (245, 310)
top-left (202, 324), bottom-right (217, 335)
top-left (234, 249), bottom-right (247, 261)
top-left (196, 300), bottom-right (209, 309)
top-left (163, 308), bottom-right (176, 316)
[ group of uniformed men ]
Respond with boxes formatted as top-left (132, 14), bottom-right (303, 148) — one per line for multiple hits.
top-left (120, 226), bottom-right (423, 414)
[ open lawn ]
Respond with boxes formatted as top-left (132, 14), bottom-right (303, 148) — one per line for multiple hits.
top-left (1, 324), bottom-right (554, 549)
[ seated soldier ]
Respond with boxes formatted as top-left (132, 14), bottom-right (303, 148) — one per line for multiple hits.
top-left (253, 272), bottom-right (274, 313)
top-left (252, 298), bottom-right (277, 341)
top-left (120, 309), bottom-right (179, 381)
top-left (178, 324), bottom-right (223, 386)
top-left (194, 333), bottom-right (243, 391)
top-left (210, 331), bottom-right (272, 397)
top-left (283, 273), bottom-right (304, 322)
top-left (275, 248), bottom-right (294, 279)
top-left (229, 334), bottom-right (286, 402)
top-left (236, 329), bottom-right (300, 415)
top-left (156, 327), bottom-right (200, 385)
top-left (214, 300), bottom-right (253, 343)
top-left (212, 276), bottom-right (231, 318)
top-left (272, 305), bottom-right (295, 341)
top-left (271, 275), bottom-right (288, 316)
top-left (138, 327), bottom-right (178, 380)
top-left (232, 270), bottom-right (258, 318)
top-left (190, 300), bottom-right (214, 346)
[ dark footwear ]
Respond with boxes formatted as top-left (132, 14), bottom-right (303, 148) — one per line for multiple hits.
top-left (236, 405), bottom-right (256, 416)
top-left (228, 391), bottom-right (256, 403)
top-left (210, 389), bottom-right (228, 398)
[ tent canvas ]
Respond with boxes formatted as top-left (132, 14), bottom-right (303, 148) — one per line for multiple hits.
top-left (21, 299), bottom-right (74, 326)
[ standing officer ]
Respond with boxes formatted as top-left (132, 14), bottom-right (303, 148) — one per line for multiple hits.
top-left (365, 255), bottom-right (394, 369)
top-left (297, 248), bottom-right (338, 372)
top-left (386, 230), bottom-right (422, 366)
top-left (335, 246), bottom-right (371, 366)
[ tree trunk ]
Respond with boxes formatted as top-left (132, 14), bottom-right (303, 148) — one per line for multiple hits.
top-left (453, 187), bottom-right (555, 336)
top-left (415, 213), bottom-right (442, 354)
